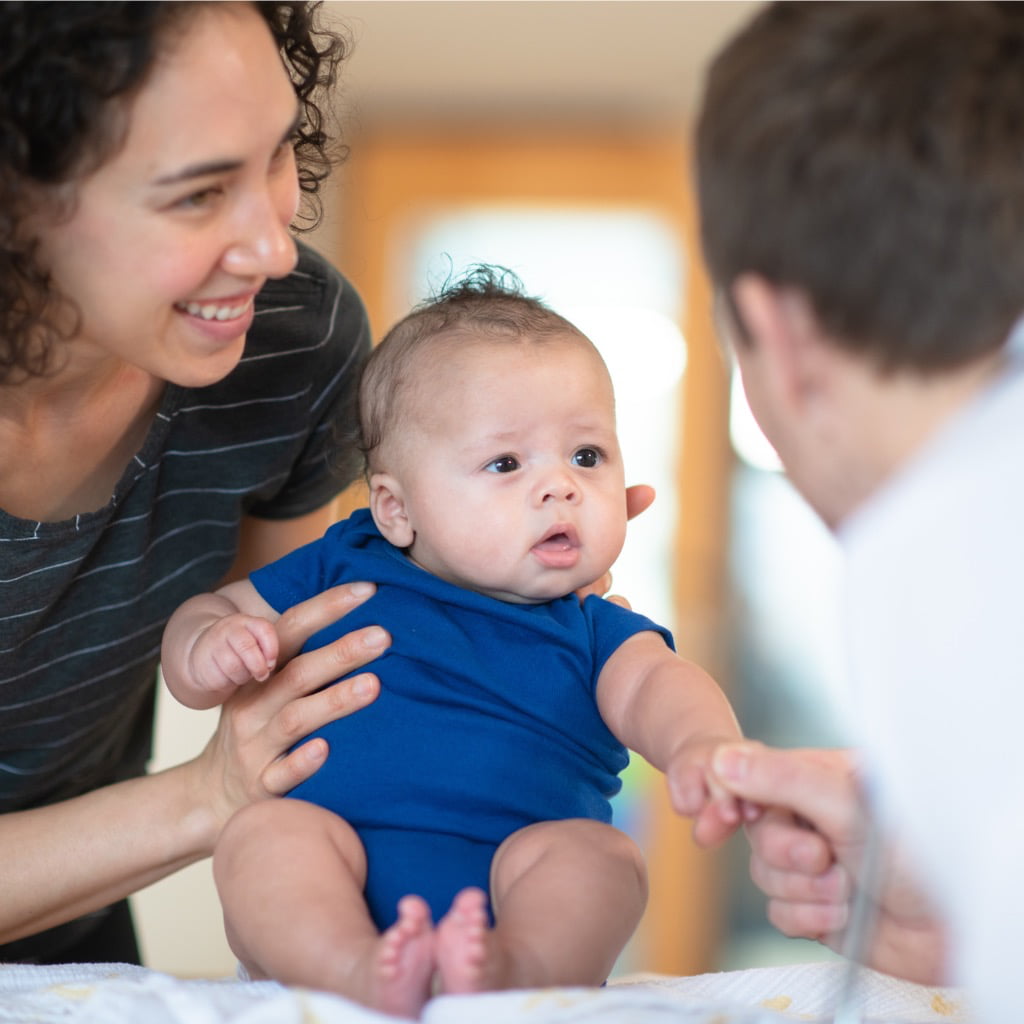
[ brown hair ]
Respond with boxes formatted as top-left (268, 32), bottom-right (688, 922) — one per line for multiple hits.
top-left (697, 1), bottom-right (1024, 373)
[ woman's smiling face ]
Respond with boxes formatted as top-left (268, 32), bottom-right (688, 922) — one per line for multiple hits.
top-left (31, 2), bottom-right (301, 389)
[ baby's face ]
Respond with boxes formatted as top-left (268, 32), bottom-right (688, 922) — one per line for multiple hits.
top-left (391, 334), bottom-right (628, 603)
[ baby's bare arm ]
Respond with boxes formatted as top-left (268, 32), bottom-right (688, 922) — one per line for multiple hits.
top-left (596, 632), bottom-right (745, 845)
top-left (596, 632), bottom-right (740, 767)
top-left (162, 579), bottom-right (280, 711)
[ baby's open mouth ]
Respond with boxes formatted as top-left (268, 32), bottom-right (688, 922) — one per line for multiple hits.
top-left (532, 526), bottom-right (581, 568)
top-left (535, 531), bottom-right (575, 550)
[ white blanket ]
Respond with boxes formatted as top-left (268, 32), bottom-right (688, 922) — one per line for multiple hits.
top-left (0, 961), bottom-right (969, 1023)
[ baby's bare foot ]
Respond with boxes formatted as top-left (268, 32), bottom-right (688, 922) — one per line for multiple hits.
top-left (370, 894), bottom-right (436, 1018)
top-left (436, 887), bottom-right (508, 994)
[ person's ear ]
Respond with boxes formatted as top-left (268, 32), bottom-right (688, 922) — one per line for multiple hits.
top-left (731, 273), bottom-right (828, 413)
top-left (368, 473), bottom-right (414, 548)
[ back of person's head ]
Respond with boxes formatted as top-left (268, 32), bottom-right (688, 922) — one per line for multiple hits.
top-left (358, 265), bottom-right (594, 472)
top-left (697, 1), bottom-right (1024, 373)
top-left (0, 1), bottom-right (347, 384)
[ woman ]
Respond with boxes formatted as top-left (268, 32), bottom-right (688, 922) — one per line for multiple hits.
top-left (0, 1), bottom-right (384, 964)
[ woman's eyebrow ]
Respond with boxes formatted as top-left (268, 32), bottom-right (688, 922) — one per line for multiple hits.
top-left (151, 106), bottom-right (303, 187)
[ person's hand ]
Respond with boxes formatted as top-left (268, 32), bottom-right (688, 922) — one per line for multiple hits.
top-left (711, 742), bottom-right (948, 985)
top-left (578, 484), bottom-right (656, 604)
top-left (664, 737), bottom-right (750, 849)
top-left (189, 613), bottom-right (280, 695)
top-left (190, 582), bottom-right (386, 835)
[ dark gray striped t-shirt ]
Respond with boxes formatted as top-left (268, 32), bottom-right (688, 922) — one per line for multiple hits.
top-left (0, 242), bottom-right (371, 813)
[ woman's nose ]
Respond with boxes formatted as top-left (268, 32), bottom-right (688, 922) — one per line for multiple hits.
top-left (223, 187), bottom-right (298, 280)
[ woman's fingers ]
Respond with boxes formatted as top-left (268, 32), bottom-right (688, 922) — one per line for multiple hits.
top-left (200, 583), bottom-right (388, 814)
top-left (258, 666), bottom-right (383, 795)
top-left (266, 624), bottom-right (389, 711)
top-left (274, 582), bottom-right (377, 662)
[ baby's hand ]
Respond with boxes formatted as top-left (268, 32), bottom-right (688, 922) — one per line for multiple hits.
top-left (188, 613), bottom-right (279, 698)
top-left (666, 739), bottom-right (758, 849)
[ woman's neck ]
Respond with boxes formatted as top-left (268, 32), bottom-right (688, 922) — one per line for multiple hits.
top-left (0, 358), bottom-right (164, 522)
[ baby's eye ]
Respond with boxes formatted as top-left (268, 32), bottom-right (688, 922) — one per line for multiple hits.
top-left (571, 447), bottom-right (603, 468)
top-left (485, 455), bottom-right (520, 474)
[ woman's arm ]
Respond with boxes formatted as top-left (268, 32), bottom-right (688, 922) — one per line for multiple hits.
top-left (0, 560), bottom-right (386, 945)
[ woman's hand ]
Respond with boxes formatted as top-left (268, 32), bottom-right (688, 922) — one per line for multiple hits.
top-left (191, 581), bottom-right (387, 834)
top-left (577, 484), bottom-right (656, 603)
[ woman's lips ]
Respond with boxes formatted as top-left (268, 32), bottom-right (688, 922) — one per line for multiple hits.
top-left (174, 295), bottom-right (256, 343)
top-left (174, 296), bottom-right (253, 322)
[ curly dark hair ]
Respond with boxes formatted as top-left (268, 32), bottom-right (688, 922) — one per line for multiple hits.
top-left (0, 1), bottom-right (349, 384)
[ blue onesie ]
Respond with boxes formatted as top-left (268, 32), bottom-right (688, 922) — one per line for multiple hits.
top-left (250, 508), bottom-right (674, 929)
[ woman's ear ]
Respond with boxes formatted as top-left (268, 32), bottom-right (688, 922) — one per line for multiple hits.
top-left (369, 473), bottom-right (414, 548)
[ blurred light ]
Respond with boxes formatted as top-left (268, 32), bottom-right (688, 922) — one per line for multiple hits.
top-left (730, 370), bottom-right (782, 472)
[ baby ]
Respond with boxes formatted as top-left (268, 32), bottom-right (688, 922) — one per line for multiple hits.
top-left (161, 268), bottom-right (744, 1017)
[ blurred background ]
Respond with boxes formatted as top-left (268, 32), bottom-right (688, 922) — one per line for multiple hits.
top-left (137, 0), bottom-right (854, 980)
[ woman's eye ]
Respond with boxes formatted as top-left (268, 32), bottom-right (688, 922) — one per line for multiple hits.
top-left (571, 447), bottom-right (602, 468)
top-left (485, 455), bottom-right (520, 474)
top-left (175, 186), bottom-right (222, 210)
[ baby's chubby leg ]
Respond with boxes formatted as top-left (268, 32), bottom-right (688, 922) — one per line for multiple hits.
top-left (213, 799), bottom-right (434, 1018)
top-left (436, 819), bottom-right (648, 993)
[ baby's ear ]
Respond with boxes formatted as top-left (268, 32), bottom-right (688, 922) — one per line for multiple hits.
top-left (368, 473), bottom-right (414, 548)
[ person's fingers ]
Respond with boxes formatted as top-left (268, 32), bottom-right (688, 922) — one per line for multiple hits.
top-left (261, 736), bottom-right (330, 795)
top-left (274, 582), bottom-right (377, 662)
top-left (625, 484), bottom-right (656, 521)
top-left (765, 896), bottom-right (849, 942)
top-left (270, 664), bottom-right (382, 749)
top-left (746, 806), bottom-right (836, 875)
top-left (692, 803), bottom-right (742, 849)
top-left (749, 846), bottom-right (850, 904)
top-left (266, 624), bottom-right (389, 709)
top-left (251, 618), bottom-right (279, 671)
top-left (666, 762), bottom-right (705, 817)
top-left (258, 671), bottom-right (382, 794)
top-left (231, 625), bottom-right (276, 682)
top-left (712, 742), bottom-right (863, 843)
top-left (576, 570), bottom-right (613, 602)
